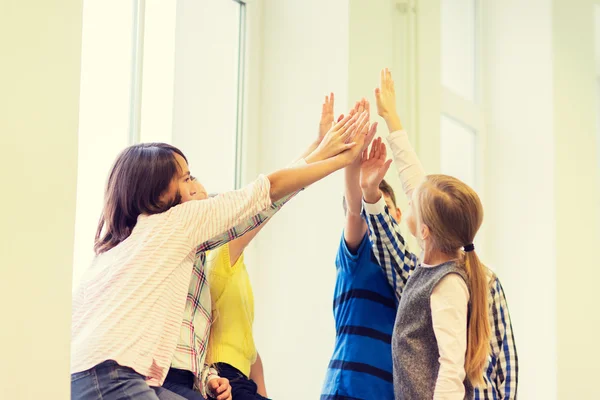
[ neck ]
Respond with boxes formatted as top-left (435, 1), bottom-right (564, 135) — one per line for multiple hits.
top-left (422, 246), bottom-right (456, 266)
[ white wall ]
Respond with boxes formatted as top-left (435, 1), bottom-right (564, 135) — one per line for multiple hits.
top-left (484, 1), bottom-right (557, 398)
top-left (348, 0), bottom-right (419, 251)
top-left (171, 0), bottom-right (241, 193)
top-left (0, 1), bottom-right (82, 398)
top-left (247, 0), bottom-right (350, 398)
top-left (553, 1), bottom-right (600, 397)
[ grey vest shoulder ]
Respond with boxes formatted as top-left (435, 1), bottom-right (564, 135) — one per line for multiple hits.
top-left (392, 261), bottom-right (473, 400)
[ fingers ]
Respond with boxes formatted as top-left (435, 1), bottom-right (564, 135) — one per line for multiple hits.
top-left (361, 148), bottom-right (368, 163)
top-left (332, 113), bottom-right (354, 132)
top-left (337, 113), bottom-right (344, 123)
top-left (369, 137), bottom-right (378, 159)
top-left (379, 140), bottom-right (387, 160)
top-left (341, 112), bottom-right (361, 135)
top-left (364, 122), bottom-right (377, 147)
top-left (347, 111), bottom-right (369, 141)
top-left (385, 68), bottom-right (394, 90)
top-left (382, 158), bottom-right (393, 176)
top-left (357, 98), bottom-right (365, 114)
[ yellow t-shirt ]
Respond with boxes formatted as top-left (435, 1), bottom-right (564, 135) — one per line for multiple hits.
top-left (205, 243), bottom-right (256, 377)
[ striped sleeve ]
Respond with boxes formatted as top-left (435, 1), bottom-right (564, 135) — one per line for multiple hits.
top-left (490, 276), bottom-right (518, 399)
top-left (168, 175), bottom-right (272, 247)
top-left (193, 158), bottom-right (307, 253)
top-left (362, 195), bottom-right (419, 302)
top-left (195, 190), bottom-right (299, 254)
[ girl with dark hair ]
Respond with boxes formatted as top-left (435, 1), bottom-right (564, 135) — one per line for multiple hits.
top-left (70, 110), bottom-right (372, 400)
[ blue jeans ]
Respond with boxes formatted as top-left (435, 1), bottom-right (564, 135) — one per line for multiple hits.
top-left (71, 360), bottom-right (186, 400)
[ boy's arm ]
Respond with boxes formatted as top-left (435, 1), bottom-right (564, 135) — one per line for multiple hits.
top-left (344, 99), bottom-right (375, 252)
top-left (249, 352), bottom-right (267, 397)
top-left (360, 138), bottom-right (418, 302)
top-left (489, 277), bottom-right (519, 399)
top-left (362, 195), bottom-right (418, 301)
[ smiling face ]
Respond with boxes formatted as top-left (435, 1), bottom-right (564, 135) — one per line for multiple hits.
top-left (159, 153), bottom-right (208, 205)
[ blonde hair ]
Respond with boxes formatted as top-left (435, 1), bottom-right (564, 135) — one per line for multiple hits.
top-left (415, 174), bottom-right (490, 385)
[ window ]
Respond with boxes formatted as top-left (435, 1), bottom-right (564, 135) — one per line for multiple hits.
top-left (73, 0), bottom-right (136, 287)
top-left (440, 115), bottom-right (477, 189)
top-left (440, 0), bottom-right (484, 190)
top-left (73, 0), bottom-right (246, 286)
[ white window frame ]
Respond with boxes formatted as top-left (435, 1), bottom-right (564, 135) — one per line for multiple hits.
top-left (411, 0), bottom-right (489, 250)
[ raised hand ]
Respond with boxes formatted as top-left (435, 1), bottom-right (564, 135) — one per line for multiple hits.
top-left (336, 112), bottom-right (377, 166)
top-left (375, 68), bottom-right (397, 118)
top-left (318, 93), bottom-right (335, 141)
top-left (360, 138), bottom-right (393, 201)
top-left (309, 110), bottom-right (368, 162)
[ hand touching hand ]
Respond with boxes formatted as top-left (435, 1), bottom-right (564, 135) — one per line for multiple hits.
top-left (336, 112), bottom-right (377, 166)
top-left (308, 110), bottom-right (368, 162)
top-left (360, 137), bottom-right (393, 203)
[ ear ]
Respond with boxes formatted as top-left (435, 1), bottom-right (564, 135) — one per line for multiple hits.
top-left (395, 208), bottom-right (402, 223)
top-left (421, 224), bottom-right (431, 242)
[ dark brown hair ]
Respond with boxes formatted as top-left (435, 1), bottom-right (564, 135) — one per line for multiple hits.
top-left (94, 143), bottom-right (187, 254)
top-left (379, 179), bottom-right (397, 207)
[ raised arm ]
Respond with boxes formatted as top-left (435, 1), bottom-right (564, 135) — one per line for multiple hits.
top-left (344, 98), bottom-right (378, 252)
top-left (175, 109), bottom-right (371, 248)
top-left (266, 110), bottom-right (370, 202)
top-left (227, 95), bottom-right (376, 262)
top-left (375, 68), bottom-right (426, 198)
top-left (360, 138), bottom-right (418, 301)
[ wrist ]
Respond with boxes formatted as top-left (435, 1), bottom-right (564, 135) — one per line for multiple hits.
top-left (304, 141), bottom-right (322, 163)
top-left (362, 187), bottom-right (382, 204)
top-left (384, 113), bottom-right (403, 132)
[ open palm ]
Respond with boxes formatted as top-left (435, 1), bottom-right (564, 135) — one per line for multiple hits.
top-left (360, 137), bottom-right (393, 191)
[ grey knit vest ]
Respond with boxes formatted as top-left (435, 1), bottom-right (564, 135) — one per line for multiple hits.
top-left (392, 261), bottom-right (473, 400)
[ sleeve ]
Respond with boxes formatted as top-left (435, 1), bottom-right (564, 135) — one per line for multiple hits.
top-left (196, 364), bottom-right (220, 399)
top-left (362, 195), bottom-right (419, 302)
top-left (489, 277), bottom-right (519, 399)
top-left (167, 175), bottom-right (272, 248)
top-left (431, 273), bottom-right (470, 400)
top-left (194, 160), bottom-right (308, 253)
top-left (385, 130), bottom-right (427, 196)
top-left (335, 231), bottom-right (370, 271)
top-left (204, 244), bottom-right (232, 304)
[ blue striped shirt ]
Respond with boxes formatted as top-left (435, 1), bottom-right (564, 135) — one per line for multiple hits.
top-left (321, 233), bottom-right (397, 400)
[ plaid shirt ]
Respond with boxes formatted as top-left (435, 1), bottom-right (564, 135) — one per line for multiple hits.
top-left (171, 191), bottom-right (299, 397)
top-left (363, 200), bottom-right (518, 399)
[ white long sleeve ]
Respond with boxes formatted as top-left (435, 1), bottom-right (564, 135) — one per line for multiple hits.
top-left (386, 130), bottom-right (427, 196)
top-left (427, 269), bottom-right (470, 399)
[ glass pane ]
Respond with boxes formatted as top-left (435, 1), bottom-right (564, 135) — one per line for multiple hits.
top-left (440, 115), bottom-right (477, 189)
top-left (441, 0), bottom-right (476, 101)
top-left (74, 0), bottom-right (135, 287)
top-left (170, 0), bottom-right (241, 194)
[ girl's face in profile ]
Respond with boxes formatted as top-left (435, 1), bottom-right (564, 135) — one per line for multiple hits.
top-left (160, 153), bottom-right (208, 205)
